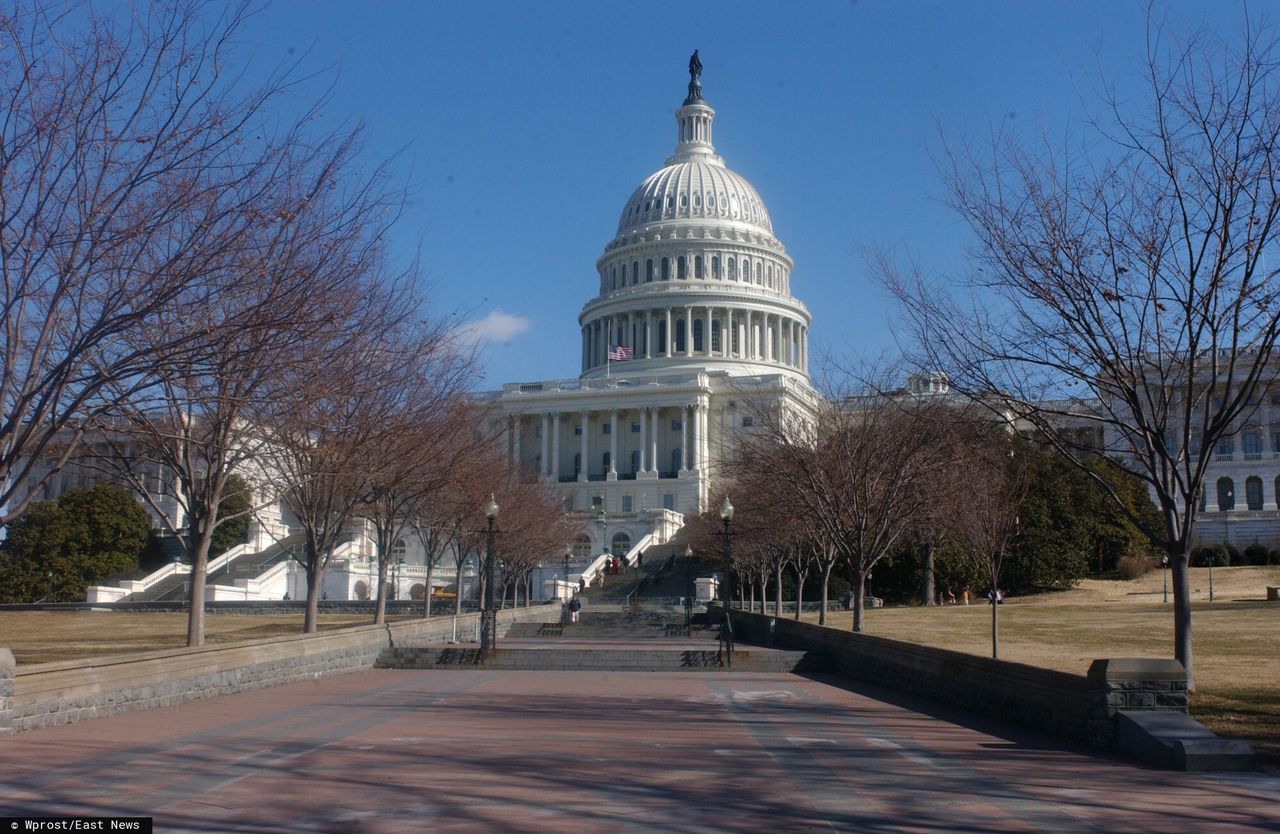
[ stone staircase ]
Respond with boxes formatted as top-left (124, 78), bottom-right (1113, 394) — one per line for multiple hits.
top-left (376, 604), bottom-right (833, 673)
top-left (376, 644), bottom-right (830, 673)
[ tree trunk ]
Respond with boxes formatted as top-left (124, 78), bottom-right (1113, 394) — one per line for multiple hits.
top-left (373, 550), bottom-right (389, 625)
top-left (818, 562), bottom-right (833, 625)
top-left (920, 540), bottom-right (936, 606)
top-left (991, 590), bottom-right (999, 659)
top-left (794, 567), bottom-right (807, 620)
top-left (774, 561), bottom-right (784, 616)
top-left (852, 566), bottom-right (866, 632)
top-left (185, 523), bottom-right (216, 647)
top-left (423, 560), bottom-right (434, 619)
top-left (1170, 545), bottom-right (1193, 690)
top-left (304, 565), bottom-right (322, 634)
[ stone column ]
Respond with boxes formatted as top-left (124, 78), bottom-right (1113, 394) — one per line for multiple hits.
top-left (680, 405), bottom-right (690, 473)
top-left (688, 402), bottom-right (699, 471)
top-left (703, 307), bottom-right (712, 356)
top-left (685, 307), bottom-right (694, 356)
top-left (649, 407), bottom-right (659, 474)
top-left (665, 308), bottom-right (673, 358)
top-left (541, 414), bottom-right (551, 477)
top-left (701, 401), bottom-right (710, 474)
top-left (579, 410), bottom-right (589, 482)
top-left (512, 416), bottom-right (521, 470)
top-left (639, 407), bottom-right (648, 472)
top-left (551, 413), bottom-right (561, 480)
top-left (646, 311), bottom-right (654, 358)
top-left (608, 410), bottom-right (618, 479)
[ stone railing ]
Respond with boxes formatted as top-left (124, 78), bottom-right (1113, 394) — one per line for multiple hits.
top-left (0, 603), bottom-right (562, 736)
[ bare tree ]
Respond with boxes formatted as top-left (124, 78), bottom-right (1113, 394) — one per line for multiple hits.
top-left (89, 127), bottom-right (398, 645)
top-left (360, 348), bottom-right (478, 625)
top-left (885, 14), bottom-right (1280, 687)
top-left (946, 432), bottom-right (1032, 658)
top-left (256, 276), bottom-right (422, 633)
top-left (0, 2), bottom-right (329, 524)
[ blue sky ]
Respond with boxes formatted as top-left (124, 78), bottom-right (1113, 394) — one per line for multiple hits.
top-left (234, 0), bottom-right (1228, 387)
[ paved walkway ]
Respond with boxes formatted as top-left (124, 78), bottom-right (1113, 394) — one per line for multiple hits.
top-left (1, 667), bottom-right (1277, 833)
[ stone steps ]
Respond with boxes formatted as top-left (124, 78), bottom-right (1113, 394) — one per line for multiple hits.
top-left (376, 645), bottom-right (832, 673)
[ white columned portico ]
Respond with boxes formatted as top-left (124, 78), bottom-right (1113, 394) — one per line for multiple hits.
top-left (608, 409), bottom-right (618, 480)
top-left (578, 410), bottom-right (589, 482)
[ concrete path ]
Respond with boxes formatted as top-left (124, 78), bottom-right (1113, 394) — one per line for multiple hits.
top-left (1, 667), bottom-right (1277, 833)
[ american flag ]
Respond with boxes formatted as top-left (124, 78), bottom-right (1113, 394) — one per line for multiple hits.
top-left (608, 344), bottom-right (634, 361)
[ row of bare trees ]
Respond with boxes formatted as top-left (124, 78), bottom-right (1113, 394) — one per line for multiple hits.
top-left (0, 3), bottom-right (579, 646)
top-left (693, 386), bottom-right (1029, 657)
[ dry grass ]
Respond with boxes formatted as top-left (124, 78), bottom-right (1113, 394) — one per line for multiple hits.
top-left (800, 565), bottom-right (1280, 770)
top-left (0, 612), bottom-right (419, 666)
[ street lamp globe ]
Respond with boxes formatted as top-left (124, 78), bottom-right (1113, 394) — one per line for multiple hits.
top-left (485, 494), bottom-right (499, 521)
top-left (719, 496), bottom-right (734, 523)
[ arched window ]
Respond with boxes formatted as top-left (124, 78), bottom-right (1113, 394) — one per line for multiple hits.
top-left (711, 320), bottom-right (721, 353)
top-left (1217, 477), bottom-right (1235, 511)
top-left (731, 324), bottom-right (741, 355)
top-left (630, 450), bottom-right (640, 473)
top-left (1246, 476), bottom-right (1264, 510)
top-left (611, 267), bottom-right (617, 291)
top-left (1198, 486), bottom-right (1207, 512)
top-left (680, 193), bottom-right (688, 209)
top-left (675, 319), bottom-right (686, 353)
top-left (767, 264), bottom-right (773, 287)
top-left (694, 255), bottom-right (704, 279)
top-left (677, 256), bottom-right (687, 280)
top-left (755, 262), bottom-right (763, 284)
top-left (632, 261), bottom-right (639, 285)
top-left (658, 319), bottom-right (667, 352)
top-left (572, 534), bottom-right (592, 561)
top-left (646, 259), bottom-right (654, 282)
top-left (727, 257), bottom-right (736, 279)
top-left (611, 532), bottom-right (631, 557)
top-left (693, 193), bottom-right (701, 208)
top-left (661, 257), bottom-right (670, 280)
top-left (693, 319), bottom-right (704, 352)
top-left (391, 538), bottom-right (408, 563)
top-left (711, 256), bottom-right (720, 279)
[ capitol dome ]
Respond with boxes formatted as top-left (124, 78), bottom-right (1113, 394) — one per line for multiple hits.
top-left (578, 57), bottom-right (811, 383)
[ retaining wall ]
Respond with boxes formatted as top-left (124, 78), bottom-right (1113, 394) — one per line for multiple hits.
top-left (725, 608), bottom-right (1091, 741)
top-left (0, 604), bottom-right (561, 735)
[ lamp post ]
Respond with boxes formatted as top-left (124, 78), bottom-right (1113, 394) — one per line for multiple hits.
top-left (481, 494), bottom-right (499, 656)
top-left (1207, 552), bottom-right (1215, 605)
top-left (47, 570), bottom-right (54, 602)
top-left (1162, 554), bottom-right (1169, 603)
top-left (719, 496), bottom-right (734, 659)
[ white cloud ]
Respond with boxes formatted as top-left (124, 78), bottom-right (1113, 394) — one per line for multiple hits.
top-left (459, 309), bottom-right (531, 345)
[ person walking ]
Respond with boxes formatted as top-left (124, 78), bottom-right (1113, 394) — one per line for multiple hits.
top-left (568, 595), bottom-right (582, 624)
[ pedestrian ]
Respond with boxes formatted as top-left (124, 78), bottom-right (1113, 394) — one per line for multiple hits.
top-left (962, 589), bottom-right (969, 606)
top-left (568, 595), bottom-right (582, 624)
top-left (946, 588), bottom-right (956, 605)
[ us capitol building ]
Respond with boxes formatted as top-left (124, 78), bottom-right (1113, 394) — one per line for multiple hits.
top-left (486, 54), bottom-right (821, 563)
